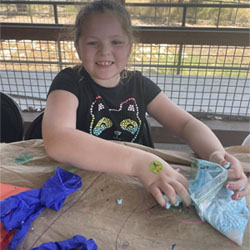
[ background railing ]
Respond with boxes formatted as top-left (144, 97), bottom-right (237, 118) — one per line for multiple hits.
top-left (1, 0), bottom-right (249, 119)
top-left (1, 0), bottom-right (250, 27)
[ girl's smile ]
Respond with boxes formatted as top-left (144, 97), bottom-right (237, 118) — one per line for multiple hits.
top-left (96, 61), bottom-right (114, 66)
top-left (76, 12), bottom-right (131, 88)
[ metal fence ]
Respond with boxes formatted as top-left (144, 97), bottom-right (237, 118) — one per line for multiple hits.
top-left (1, 1), bottom-right (249, 118)
top-left (1, 0), bottom-right (250, 27)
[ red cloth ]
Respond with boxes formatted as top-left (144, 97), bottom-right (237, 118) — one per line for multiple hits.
top-left (0, 183), bottom-right (30, 250)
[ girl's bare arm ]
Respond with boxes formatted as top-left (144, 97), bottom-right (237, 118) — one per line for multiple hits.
top-left (42, 90), bottom-right (191, 207)
top-left (147, 92), bottom-right (249, 199)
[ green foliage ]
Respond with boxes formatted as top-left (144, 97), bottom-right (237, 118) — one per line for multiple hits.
top-left (129, 44), bottom-right (249, 78)
top-left (127, 0), bottom-right (250, 27)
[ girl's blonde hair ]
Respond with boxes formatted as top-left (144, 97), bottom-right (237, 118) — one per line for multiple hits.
top-left (74, 0), bottom-right (134, 48)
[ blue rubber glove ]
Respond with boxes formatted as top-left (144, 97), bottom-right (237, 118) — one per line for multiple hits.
top-left (29, 235), bottom-right (97, 250)
top-left (0, 167), bottom-right (82, 250)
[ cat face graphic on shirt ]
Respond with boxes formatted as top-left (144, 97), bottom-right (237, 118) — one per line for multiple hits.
top-left (89, 96), bottom-right (141, 141)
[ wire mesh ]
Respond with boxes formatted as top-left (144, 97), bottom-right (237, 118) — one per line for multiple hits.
top-left (1, 1), bottom-right (249, 117)
top-left (0, 39), bottom-right (78, 110)
top-left (130, 43), bottom-right (250, 116)
top-left (1, 39), bottom-right (249, 116)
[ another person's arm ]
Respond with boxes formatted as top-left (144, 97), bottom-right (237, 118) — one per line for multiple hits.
top-left (147, 92), bottom-right (249, 199)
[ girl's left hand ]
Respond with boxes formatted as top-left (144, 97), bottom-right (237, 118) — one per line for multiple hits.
top-left (209, 150), bottom-right (250, 200)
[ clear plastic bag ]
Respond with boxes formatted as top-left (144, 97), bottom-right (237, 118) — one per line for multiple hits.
top-left (190, 159), bottom-right (249, 245)
top-left (164, 159), bottom-right (249, 245)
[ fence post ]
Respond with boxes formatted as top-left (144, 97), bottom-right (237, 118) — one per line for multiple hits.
top-left (177, 5), bottom-right (187, 75)
top-left (53, 3), bottom-right (58, 24)
top-left (57, 41), bottom-right (63, 71)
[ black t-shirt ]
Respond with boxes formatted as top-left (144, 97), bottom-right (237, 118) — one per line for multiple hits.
top-left (48, 67), bottom-right (161, 143)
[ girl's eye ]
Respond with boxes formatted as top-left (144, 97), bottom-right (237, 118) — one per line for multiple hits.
top-left (112, 41), bottom-right (123, 45)
top-left (87, 41), bottom-right (97, 46)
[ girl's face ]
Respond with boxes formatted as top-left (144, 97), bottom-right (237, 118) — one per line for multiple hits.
top-left (76, 12), bottom-right (131, 87)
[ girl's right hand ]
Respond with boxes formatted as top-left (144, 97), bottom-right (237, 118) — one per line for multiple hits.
top-left (134, 155), bottom-right (191, 208)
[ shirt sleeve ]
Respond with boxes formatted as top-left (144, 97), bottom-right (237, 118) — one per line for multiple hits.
top-left (48, 68), bottom-right (80, 99)
top-left (141, 73), bottom-right (162, 105)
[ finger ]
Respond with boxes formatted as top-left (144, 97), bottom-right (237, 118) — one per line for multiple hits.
top-left (150, 186), bottom-right (167, 207)
top-left (232, 184), bottom-right (250, 200)
top-left (226, 159), bottom-right (244, 180)
top-left (220, 155), bottom-right (242, 179)
top-left (226, 173), bottom-right (248, 192)
top-left (227, 167), bottom-right (243, 180)
top-left (175, 172), bottom-right (189, 190)
top-left (172, 181), bottom-right (191, 206)
top-left (159, 182), bottom-right (178, 205)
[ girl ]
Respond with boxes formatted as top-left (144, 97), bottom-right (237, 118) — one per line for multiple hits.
top-left (42, 0), bottom-right (249, 207)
